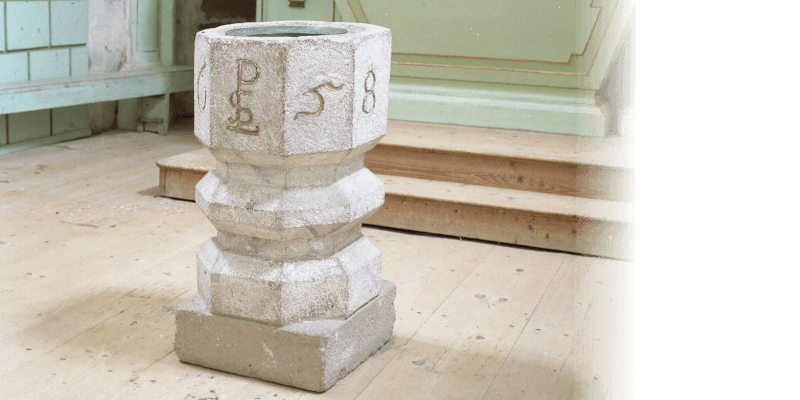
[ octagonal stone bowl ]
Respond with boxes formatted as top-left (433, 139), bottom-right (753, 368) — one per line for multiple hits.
top-left (194, 21), bottom-right (392, 164)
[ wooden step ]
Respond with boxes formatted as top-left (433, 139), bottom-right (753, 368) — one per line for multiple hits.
top-left (375, 175), bottom-right (632, 260)
top-left (158, 120), bottom-right (635, 202)
top-left (366, 120), bottom-right (634, 202)
top-left (156, 146), bottom-right (632, 260)
top-left (156, 148), bottom-right (215, 201)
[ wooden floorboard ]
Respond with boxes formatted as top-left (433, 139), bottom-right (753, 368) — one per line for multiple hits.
top-left (0, 128), bottom-right (629, 399)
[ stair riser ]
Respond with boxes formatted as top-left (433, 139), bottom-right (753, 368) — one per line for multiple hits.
top-left (159, 167), bottom-right (203, 201)
top-left (365, 195), bottom-right (632, 260)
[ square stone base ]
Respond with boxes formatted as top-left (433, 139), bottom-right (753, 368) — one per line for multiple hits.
top-left (174, 280), bottom-right (396, 392)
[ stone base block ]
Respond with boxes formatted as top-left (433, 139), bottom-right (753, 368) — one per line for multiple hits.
top-left (174, 280), bottom-right (396, 392)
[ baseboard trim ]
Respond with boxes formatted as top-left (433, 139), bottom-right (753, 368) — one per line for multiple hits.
top-left (388, 78), bottom-right (607, 136)
top-left (0, 129), bottom-right (91, 156)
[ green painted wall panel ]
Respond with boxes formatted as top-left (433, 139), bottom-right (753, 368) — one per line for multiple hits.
top-left (0, 3), bottom-right (6, 52)
top-left (137, 0), bottom-right (159, 52)
top-left (52, 104), bottom-right (88, 135)
top-left (0, 52), bottom-right (29, 83)
top-left (8, 109), bottom-right (49, 144)
top-left (159, 0), bottom-right (174, 65)
top-left (29, 48), bottom-right (70, 80)
top-left (359, 0), bottom-right (590, 62)
top-left (70, 46), bottom-right (88, 76)
top-left (51, 0), bottom-right (89, 46)
top-left (330, 0), bottom-right (628, 92)
top-left (0, 115), bottom-right (7, 146)
top-left (6, 1), bottom-right (49, 51)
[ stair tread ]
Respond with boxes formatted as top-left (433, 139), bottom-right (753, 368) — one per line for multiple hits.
top-left (379, 174), bottom-right (632, 224)
top-left (156, 148), bottom-right (215, 172)
top-left (156, 149), bottom-right (631, 224)
top-left (384, 120), bottom-right (634, 169)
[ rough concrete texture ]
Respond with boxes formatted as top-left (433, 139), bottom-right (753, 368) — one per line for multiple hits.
top-left (194, 21), bottom-right (392, 156)
top-left (175, 280), bottom-right (396, 392)
top-left (196, 235), bottom-right (382, 326)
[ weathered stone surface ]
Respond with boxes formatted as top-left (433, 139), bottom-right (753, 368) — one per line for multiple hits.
top-left (196, 235), bottom-right (382, 326)
top-left (195, 166), bottom-right (384, 240)
top-left (175, 280), bottom-right (396, 393)
top-left (178, 21), bottom-right (395, 392)
top-left (194, 21), bottom-right (392, 159)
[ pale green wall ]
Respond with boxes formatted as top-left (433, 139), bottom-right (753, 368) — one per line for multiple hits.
top-left (1, 0), bottom-right (90, 147)
top-left (256, 0), bottom-right (633, 136)
top-left (171, 0), bottom-right (254, 120)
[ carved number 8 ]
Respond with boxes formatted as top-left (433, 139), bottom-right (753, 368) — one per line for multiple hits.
top-left (363, 70), bottom-right (376, 114)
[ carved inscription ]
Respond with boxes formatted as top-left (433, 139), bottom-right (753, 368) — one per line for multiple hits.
top-left (197, 63), bottom-right (207, 111)
top-left (362, 70), bottom-right (376, 114)
top-left (294, 82), bottom-right (343, 120)
top-left (227, 59), bottom-right (260, 135)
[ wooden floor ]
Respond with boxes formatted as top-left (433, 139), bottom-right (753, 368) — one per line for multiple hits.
top-left (0, 126), bottom-right (631, 399)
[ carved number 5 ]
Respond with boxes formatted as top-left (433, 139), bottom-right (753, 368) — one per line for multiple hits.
top-left (363, 70), bottom-right (376, 114)
top-left (294, 82), bottom-right (343, 120)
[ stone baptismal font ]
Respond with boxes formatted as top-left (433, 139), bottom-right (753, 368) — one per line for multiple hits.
top-left (174, 21), bottom-right (396, 392)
